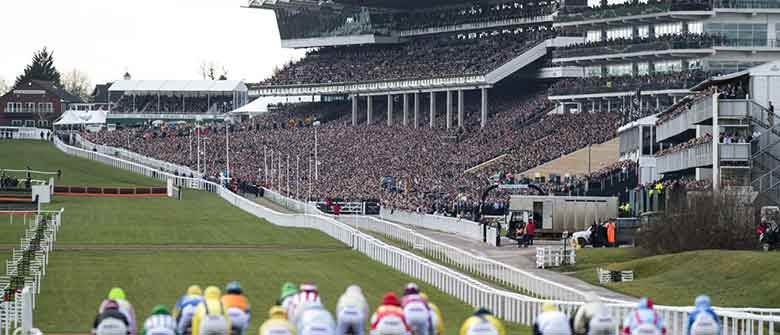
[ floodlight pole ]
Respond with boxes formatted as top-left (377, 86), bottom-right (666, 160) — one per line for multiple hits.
top-left (314, 127), bottom-right (319, 181)
top-left (225, 121), bottom-right (230, 181)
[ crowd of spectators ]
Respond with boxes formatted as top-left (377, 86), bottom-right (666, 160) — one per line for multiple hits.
top-left (386, 0), bottom-right (557, 31)
top-left (275, 1), bottom-right (556, 39)
top-left (656, 133), bottom-right (713, 156)
top-left (253, 101), bottom-right (352, 130)
top-left (111, 95), bottom-right (235, 114)
top-left (655, 78), bottom-right (748, 126)
top-left (85, 91), bottom-right (620, 213)
top-left (549, 70), bottom-right (709, 95)
top-left (264, 27), bottom-right (552, 86)
top-left (558, 0), bottom-right (710, 21)
top-left (553, 33), bottom-right (722, 59)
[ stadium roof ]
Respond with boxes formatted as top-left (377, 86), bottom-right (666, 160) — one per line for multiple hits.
top-left (690, 60), bottom-right (780, 91)
top-left (108, 80), bottom-right (248, 93)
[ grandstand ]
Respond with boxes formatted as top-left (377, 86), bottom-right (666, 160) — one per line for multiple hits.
top-left (78, 0), bottom-right (780, 223)
top-left (549, 0), bottom-right (780, 122)
top-left (107, 80), bottom-right (250, 123)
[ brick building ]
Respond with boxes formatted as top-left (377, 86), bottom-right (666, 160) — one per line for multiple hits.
top-left (0, 80), bottom-right (83, 127)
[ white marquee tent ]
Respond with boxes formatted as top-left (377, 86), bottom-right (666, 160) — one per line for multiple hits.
top-left (54, 109), bottom-right (108, 126)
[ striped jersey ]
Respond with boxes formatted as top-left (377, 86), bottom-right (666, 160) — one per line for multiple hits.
top-left (144, 314), bottom-right (177, 335)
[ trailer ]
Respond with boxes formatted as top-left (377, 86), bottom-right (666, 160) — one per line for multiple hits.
top-left (508, 195), bottom-right (618, 234)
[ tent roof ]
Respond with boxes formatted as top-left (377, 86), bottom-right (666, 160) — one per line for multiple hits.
top-left (54, 110), bottom-right (107, 125)
top-left (108, 80), bottom-right (248, 93)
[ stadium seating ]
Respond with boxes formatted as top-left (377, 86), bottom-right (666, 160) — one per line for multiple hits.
top-left (263, 28), bottom-right (553, 86)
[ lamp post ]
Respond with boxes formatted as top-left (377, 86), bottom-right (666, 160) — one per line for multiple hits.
top-left (225, 120), bottom-right (230, 182)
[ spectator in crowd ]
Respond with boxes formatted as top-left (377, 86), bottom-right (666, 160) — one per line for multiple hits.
top-left (524, 218), bottom-right (536, 247)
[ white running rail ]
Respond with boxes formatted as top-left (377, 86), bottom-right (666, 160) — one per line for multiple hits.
top-left (0, 127), bottom-right (51, 141)
top-left (53, 136), bottom-right (780, 335)
top-left (0, 210), bottom-right (62, 335)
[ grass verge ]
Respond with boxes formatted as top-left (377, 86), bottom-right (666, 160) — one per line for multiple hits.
top-left (558, 248), bottom-right (780, 306)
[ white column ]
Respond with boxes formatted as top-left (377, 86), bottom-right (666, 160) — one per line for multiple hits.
top-left (414, 92), bottom-right (420, 129)
top-left (480, 88), bottom-right (488, 128)
top-left (387, 94), bottom-right (393, 126)
top-left (366, 95), bottom-right (373, 125)
top-left (429, 92), bottom-right (436, 129)
top-left (446, 91), bottom-right (452, 130)
top-left (712, 93), bottom-right (720, 192)
top-left (402, 94), bottom-right (409, 126)
top-left (457, 90), bottom-right (464, 128)
top-left (351, 95), bottom-right (358, 126)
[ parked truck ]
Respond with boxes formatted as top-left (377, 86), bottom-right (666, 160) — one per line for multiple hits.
top-left (508, 195), bottom-right (618, 235)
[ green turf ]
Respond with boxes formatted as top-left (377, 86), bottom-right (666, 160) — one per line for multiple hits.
top-left (1, 140), bottom-right (161, 187)
top-left (561, 248), bottom-right (780, 307)
top-left (45, 191), bottom-right (341, 247)
top-left (0, 214), bottom-right (32, 244)
top-left (36, 250), bottom-right (528, 335)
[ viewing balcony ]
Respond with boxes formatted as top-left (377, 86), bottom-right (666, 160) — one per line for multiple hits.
top-left (656, 98), bottom-right (767, 141)
top-left (552, 39), bottom-right (715, 63)
top-left (713, 0), bottom-right (780, 9)
top-left (714, 39), bottom-right (780, 50)
top-left (656, 142), bottom-right (750, 174)
top-left (556, 1), bottom-right (711, 27)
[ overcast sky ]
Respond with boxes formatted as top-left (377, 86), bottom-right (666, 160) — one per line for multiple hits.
top-left (0, 0), bottom-right (304, 87)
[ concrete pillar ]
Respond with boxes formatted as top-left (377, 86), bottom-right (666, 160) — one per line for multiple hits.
top-left (413, 92), bottom-right (420, 129)
top-left (457, 90), bottom-right (464, 128)
top-left (592, 100), bottom-right (596, 113)
top-left (429, 92), bottom-right (436, 129)
top-left (403, 94), bottom-right (409, 126)
top-left (351, 95), bottom-right (358, 126)
top-left (480, 88), bottom-right (488, 128)
top-left (607, 100), bottom-right (611, 114)
top-left (446, 91), bottom-right (452, 130)
top-left (366, 95), bottom-right (373, 125)
top-left (387, 94), bottom-right (393, 126)
top-left (656, 96), bottom-right (660, 110)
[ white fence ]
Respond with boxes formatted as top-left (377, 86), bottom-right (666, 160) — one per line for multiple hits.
top-left (378, 209), bottom-right (502, 246)
top-left (0, 128), bottom-right (51, 141)
top-left (0, 210), bottom-right (62, 335)
top-left (53, 136), bottom-right (780, 335)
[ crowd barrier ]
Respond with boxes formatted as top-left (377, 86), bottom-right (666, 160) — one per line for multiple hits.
top-left (379, 208), bottom-right (484, 241)
top-left (0, 128), bottom-right (50, 141)
top-left (53, 136), bottom-right (780, 335)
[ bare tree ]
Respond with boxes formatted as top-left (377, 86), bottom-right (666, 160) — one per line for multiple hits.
top-left (62, 69), bottom-right (92, 101)
top-left (200, 61), bottom-right (228, 80)
top-left (0, 76), bottom-right (8, 96)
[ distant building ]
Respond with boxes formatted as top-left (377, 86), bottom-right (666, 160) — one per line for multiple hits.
top-left (91, 83), bottom-right (112, 103)
top-left (0, 80), bottom-right (84, 127)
